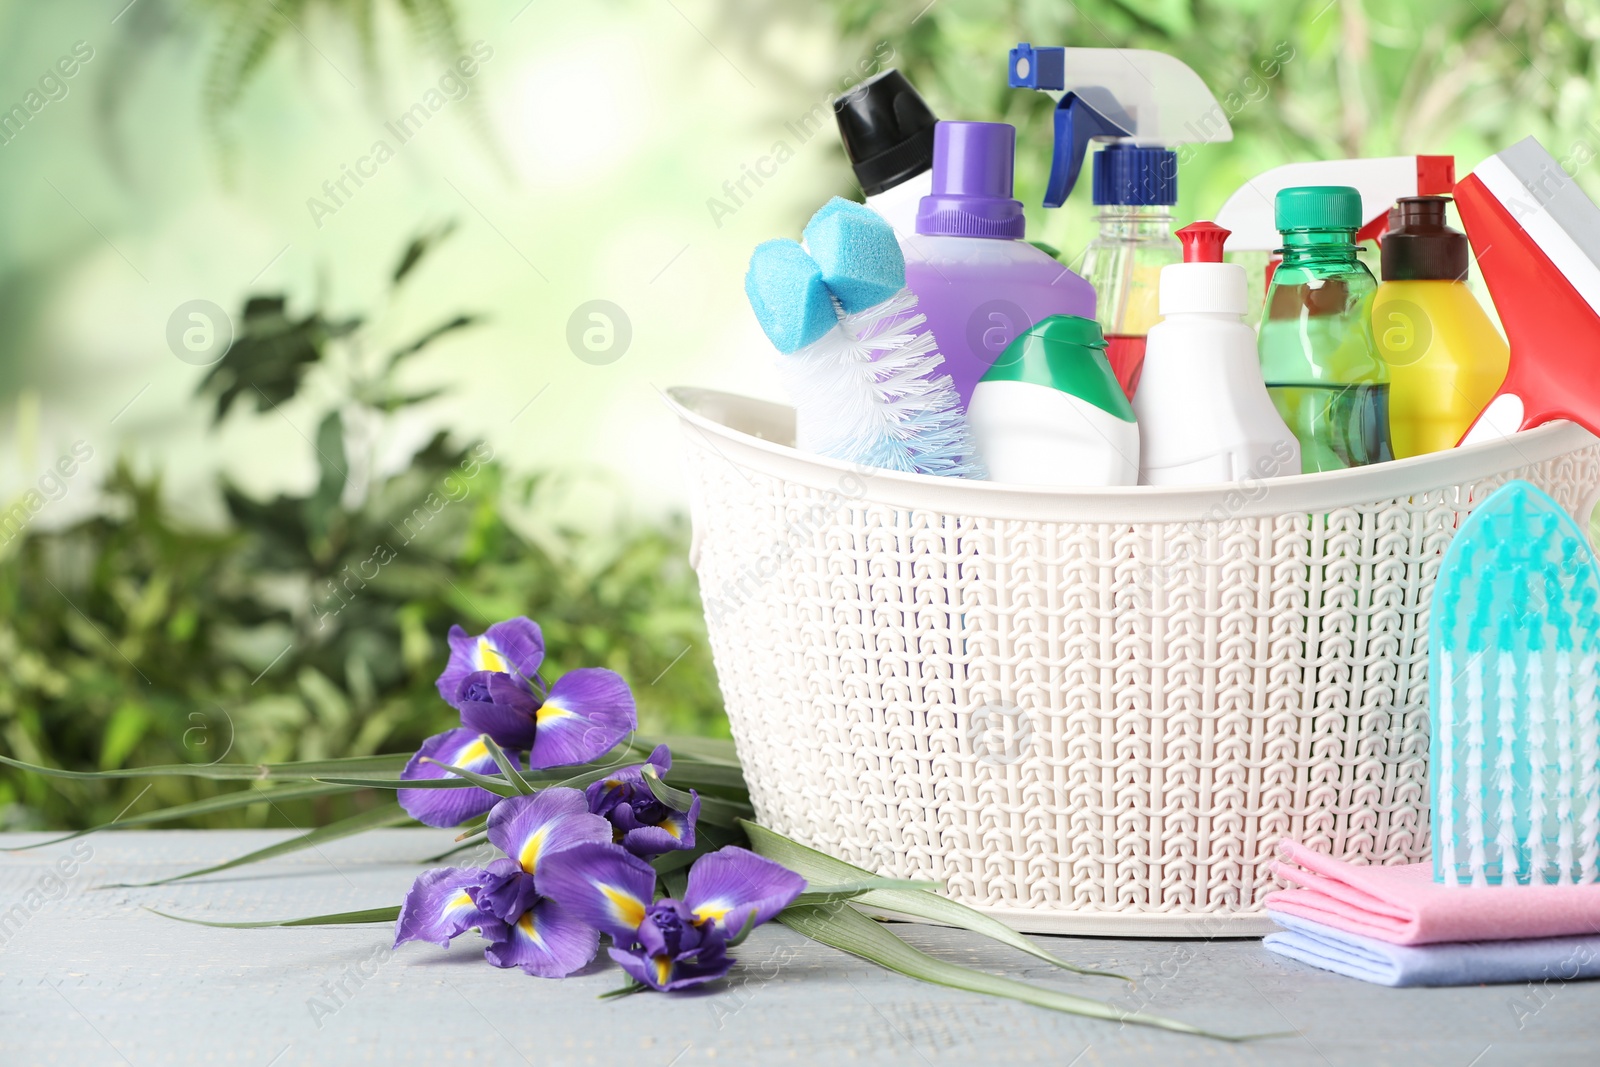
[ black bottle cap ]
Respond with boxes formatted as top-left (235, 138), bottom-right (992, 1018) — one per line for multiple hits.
top-left (1381, 195), bottom-right (1470, 281)
top-left (832, 69), bottom-right (939, 197)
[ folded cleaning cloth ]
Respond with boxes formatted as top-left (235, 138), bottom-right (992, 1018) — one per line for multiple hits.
top-left (1266, 839), bottom-right (1600, 945)
top-left (1263, 912), bottom-right (1600, 987)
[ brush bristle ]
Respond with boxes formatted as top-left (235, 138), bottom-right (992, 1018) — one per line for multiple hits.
top-left (776, 288), bottom-right (986, 479)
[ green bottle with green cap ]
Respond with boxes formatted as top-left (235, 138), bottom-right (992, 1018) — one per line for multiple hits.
top-left (1258, 185), bottom-right (1393, 472)
top-left (967, 314), bottom-right (1140, 485)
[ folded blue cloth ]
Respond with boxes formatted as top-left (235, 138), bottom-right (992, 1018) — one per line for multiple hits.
top-left (1264, 911), bottom-right (1600, 987)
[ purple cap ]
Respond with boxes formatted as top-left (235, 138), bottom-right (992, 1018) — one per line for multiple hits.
top-left (915, 122), bottom-right (1026, 240)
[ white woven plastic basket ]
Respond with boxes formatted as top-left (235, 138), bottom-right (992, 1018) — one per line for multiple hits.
top-left (669, 386), bottom-right (1600, 936)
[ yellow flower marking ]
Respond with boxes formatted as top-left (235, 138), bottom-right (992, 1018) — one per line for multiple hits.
top-left (536, 703), bottom-right (574, 724)
top-left (475, 637), bottom-right (508, 674)
top-left (444, 890), bottom-right (475, 915)
top-left (659, 817), bottom-right (682, 840)
top-left (654, 955), bottom-right (672, 987)
top-left (451, 739), bottom-right (490, 770)
top-left (600, 885), bottom-right (646, 929)
top-left (518, 827), bottom-right (548, 874)
top-left (692, 901), bottom-right (732, 924)
top-left (517, 912), bottom-right (547, 948)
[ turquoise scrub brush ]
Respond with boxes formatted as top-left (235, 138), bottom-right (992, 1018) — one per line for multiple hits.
top-left (1431, 479), bottom-right (1600, 885)
top-left (744, 198), bottom-right (986, 479)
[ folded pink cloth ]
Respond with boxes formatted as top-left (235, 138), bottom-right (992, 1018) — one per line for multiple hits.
top-left (1265, 839), bottom-right (1600, 945)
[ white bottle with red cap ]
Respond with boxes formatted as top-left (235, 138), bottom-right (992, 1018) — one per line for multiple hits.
top-left (1132, 222), bottom-right (1300, 485)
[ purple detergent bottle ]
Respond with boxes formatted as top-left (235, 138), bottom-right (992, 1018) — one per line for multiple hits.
top-left (905, 121), bottom-right (1096, 408)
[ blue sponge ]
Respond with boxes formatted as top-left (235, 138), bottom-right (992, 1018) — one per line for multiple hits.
top-left (802, 197), bottom-right (905, 313)
top-left (744, 239), bottom-right (836, 354)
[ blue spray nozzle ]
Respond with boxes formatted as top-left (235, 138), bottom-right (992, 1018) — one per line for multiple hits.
top-left (1045, 94), bottom-right (1131, 208)
top-left (1008, 43), bottom-right (1064, 91)
top-left (1007, 44), bottom-right (1232, 208)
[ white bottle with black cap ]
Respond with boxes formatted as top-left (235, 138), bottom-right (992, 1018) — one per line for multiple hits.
top-left (1132, 222), bottom-right (1300, 485)
top-left (832, 70), bottom-right (939, 239)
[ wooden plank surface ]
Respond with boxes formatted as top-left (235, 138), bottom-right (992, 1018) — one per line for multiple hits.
top-left (1, 830), bottom-right (1595, 1065)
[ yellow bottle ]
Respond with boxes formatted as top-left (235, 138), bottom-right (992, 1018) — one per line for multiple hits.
top-left (1372, 196), bottom-right (1508, 459)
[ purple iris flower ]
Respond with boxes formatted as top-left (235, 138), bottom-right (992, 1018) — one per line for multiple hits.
top-left (540, 843), bottom-right (806, 991)
top-left (444, 666), bottom-right (636, 770)
top-left (396, 728), bottom-right (505, 828)
top-left (394, 789), bottom-right (612, 977)
top-left (398, 615), bottom-right (641, 827)
top-left (586, 744), bottom-right (701, 859)
top-left (435, 616), bottom-right (547, 702)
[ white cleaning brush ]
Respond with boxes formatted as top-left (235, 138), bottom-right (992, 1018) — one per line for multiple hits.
top-left (745, 198), bottom-right (985, 480)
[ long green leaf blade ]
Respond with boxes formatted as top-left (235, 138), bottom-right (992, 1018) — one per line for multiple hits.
top-left (477, 735), bottom-right (534, 795)
top-left (0, 752), bottom-right (408, 782)
top-left (642, 767), bottom-right (752, 826)
top-left (146, 905), bottom-right (400, 929)
top-left (776, 903), bottom-right (1249, 1041)
top-left (105, 804), bottom-right (415, 888)
top-left (419, 759), bottom-right (520, 798)
top-left (8, 782), bottom-right (362, 850)
top-left (311, 776), bottom-right (483, 790)
top-left (743, 821), bottom-right (1126, 981)
top-left (791, 876), bottom-right (937, 906)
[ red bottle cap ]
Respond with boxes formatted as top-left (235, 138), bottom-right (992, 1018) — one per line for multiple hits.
top-left (1177, 221), bottom-right (1230, 263)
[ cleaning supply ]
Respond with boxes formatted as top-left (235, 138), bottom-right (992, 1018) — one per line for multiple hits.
top-left (1264, 912), bottom-right (1600, 988)
top-left (743, 198), bottom-right (985, 479)
top-left (832, 69), bottom-right (939, 239)
top-left (1257, 186), bottom-right (1393, 472)
top-left (1267, 839), bottom-right (1600, 944)
top-left (1430, 479), bottom-right (1600, 886)
top-left (1216, 156), bottom-right (1457, 252)
top-left (1132, 221), bottom-right (1299, 485)
top-left (966, 315), bottom-right (1138, 486)
top-left (1373, 196), bottom-right (1509, 458)
top-left (1007, 44), bottom-right (1234, 396)
top-left (903, 121), bottom-right (1095, 409)
top-left (1455, 137), bottom-right (1600, 446)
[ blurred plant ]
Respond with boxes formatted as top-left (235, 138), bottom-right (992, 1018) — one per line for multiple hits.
top-left (95, 0), bottom-right (490, 172)
top-left (0, 227), bottom-right (722, 831)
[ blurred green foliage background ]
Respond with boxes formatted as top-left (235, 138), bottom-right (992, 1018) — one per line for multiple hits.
top-left (2, 0), bottom-right (1597, 828)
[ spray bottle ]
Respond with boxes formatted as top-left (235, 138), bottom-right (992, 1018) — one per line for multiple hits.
top-left (1007, 44), bottom-right (1235, 397)
top-left (832, 70), bottom-right (939, 239)
top-left (904, 120), bottom-right (1096, 408)
top-left (1132, 222), bottom-right (1299, 484)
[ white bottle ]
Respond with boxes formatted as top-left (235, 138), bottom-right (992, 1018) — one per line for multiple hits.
top-left (967, 315), bottom-right (1140, 486)
top-left (1133, 222), bottom-right (1300, 485)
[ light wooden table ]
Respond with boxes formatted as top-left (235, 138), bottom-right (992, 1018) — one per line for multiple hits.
top-left (1, 830), bottom-right (1595, 1065)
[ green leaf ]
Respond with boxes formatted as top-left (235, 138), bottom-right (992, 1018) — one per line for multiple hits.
top-left (310, 776), bottom-right (483, 790)
top-left (306, 410), bottom-right (348, 542)
top-left (384, 314), bottom-right (480, 371)
top-left (146, 904), bottom-right (400, 929)
top-left (99, 703), bottom-right (150, 770)
top-left (476, 735), bottom-right (534, 795)
top-left (743, 821), bottom-right (1127, 981)
top-left (0, 752), bottom-right (408, 782)
top-left (642, 766), bottom-right (752, 826)
top-left (791, 876), bottom-right (938, 906)
top-left (104, 803), bottom-right (415, 888)
top-left (596, 981), bottom-right (649, 1000)
top-left (640, 735), bottom-right (741, 765)
top-left (8, 781), bottom-right (362, 849)
top-left (776, 904), bottom-right (1252, 1041)
top-left (392, 221), bottom-right (458, 286)
top-left (419, 758), bottom-right (520, 798)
